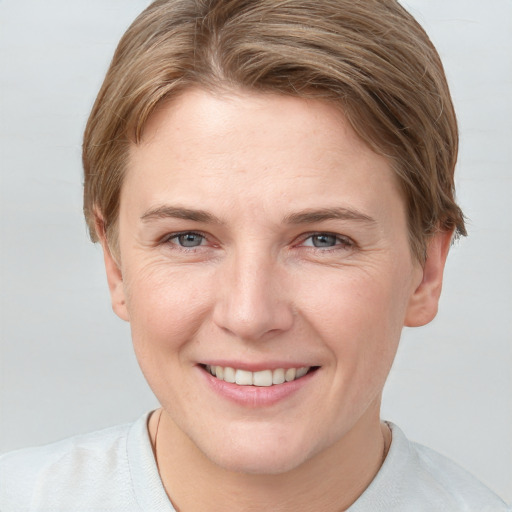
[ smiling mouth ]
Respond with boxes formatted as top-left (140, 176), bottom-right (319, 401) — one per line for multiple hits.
top-left (203, 365), bottom-right (319, 387)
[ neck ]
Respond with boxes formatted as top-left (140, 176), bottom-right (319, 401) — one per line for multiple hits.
top-left (149, 403), bottom-right (391, 512)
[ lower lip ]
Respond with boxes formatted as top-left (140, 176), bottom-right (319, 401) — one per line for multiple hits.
top-left (199, 366), bottom-right (318, 408)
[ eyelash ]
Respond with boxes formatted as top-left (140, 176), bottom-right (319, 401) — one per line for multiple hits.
top-left (161, 231), bottom-right (210, 251)
top-left (161, 231), bottom-right (355, 254)
top-left (297, 232), bottom-right (355, 252)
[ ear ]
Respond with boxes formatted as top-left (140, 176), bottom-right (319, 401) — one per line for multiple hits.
top-left (94, 212), bottom-right (130, 322)
top-left (404, 230), bottom-right (453, 327)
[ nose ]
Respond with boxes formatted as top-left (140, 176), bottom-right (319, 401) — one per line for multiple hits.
top-left (212, 249), bottom-right (295, 341)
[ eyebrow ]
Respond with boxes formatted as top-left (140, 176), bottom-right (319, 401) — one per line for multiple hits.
top-left (283, 207), bottom-right (376, 225)
top-left (140, 206), bottom-right (223, 224)
top-left (140, 205), bottom-right (376, 226)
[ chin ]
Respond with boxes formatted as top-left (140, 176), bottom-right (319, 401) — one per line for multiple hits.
top-left (210, 448), bottom-right (308, 475)
top-left (194, 425), bottom-right (318, 475)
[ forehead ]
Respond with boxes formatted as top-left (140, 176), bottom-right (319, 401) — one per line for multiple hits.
top-left (123, 87), bottom-right (404, 223)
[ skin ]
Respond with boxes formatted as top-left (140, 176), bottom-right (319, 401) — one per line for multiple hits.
top-left (98, 87), bottom-right (452, 511)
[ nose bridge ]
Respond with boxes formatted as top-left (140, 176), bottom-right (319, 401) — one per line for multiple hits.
top-left (213, 244), bottom-right (293, 340)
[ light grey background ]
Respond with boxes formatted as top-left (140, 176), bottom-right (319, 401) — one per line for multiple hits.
top-left (0, 0), bottom-right (511, 502)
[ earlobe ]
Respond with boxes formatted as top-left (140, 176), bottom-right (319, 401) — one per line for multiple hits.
top-left (94, 213), bottom-right (130, 322)
top-left (404, 230), bottom-right (453, 327)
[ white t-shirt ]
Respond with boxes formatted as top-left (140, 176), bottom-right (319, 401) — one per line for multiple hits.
top-left (0, 412), bottom-right (509, 511)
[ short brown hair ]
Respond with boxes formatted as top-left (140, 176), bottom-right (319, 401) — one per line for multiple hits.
top-left (83, 0), bottom-right (466, 261)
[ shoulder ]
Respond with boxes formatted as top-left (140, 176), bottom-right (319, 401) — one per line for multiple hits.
top-left (352, 423), bottom-right (510, 512)
top-left (411, 440), bottom-right (510, 510)
top-left (0, 416), bottom-right (147, 511)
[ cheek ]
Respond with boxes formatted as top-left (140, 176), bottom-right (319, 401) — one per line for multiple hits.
top-left (122, 261), bottom-right (214, 355)
top-left (298, 264), bottom-right (412, 369)
top-left (121, 262), bottom-right (217, 411)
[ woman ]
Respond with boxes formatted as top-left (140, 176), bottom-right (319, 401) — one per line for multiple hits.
top-left (1, 0), bottom-right (509, 510)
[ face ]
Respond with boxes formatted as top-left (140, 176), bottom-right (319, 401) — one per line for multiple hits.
top-left (103, 88), bottom-right (446, 474)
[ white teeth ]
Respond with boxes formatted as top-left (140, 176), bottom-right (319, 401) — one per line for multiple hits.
top-left (296, 367), bottom-right (308, 378)
top-left (285, 368), bottom-right (296, 382)
top-left (272, 368), bottom-right (285, 385)
top-left (235, 369), bottom-right (253, 386)
top-left (206, 365), bottom-right (313, 386)
top-left (253, 370), bottom-right (273, 387)
top-left (223, 367), bottom-right (236, 383)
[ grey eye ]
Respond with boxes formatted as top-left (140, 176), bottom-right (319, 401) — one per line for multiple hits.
top-left (175, 233), bottom-right (205, 247)
top-left (311, 234), bottom-right (337, 247)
